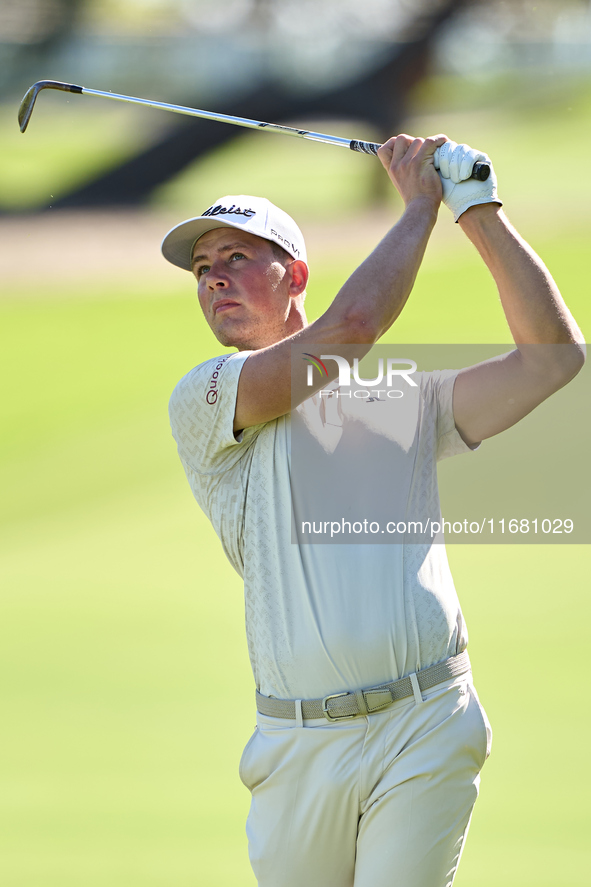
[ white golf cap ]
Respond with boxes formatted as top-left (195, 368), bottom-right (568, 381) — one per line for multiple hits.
top-left (161, 195), bottom-right (307, 271)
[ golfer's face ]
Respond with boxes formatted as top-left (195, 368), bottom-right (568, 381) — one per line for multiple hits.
top-left (191, 228), bottom-right (290, 350)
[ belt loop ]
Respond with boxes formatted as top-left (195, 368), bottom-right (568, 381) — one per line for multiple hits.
top-left (354, 689), bottom-right (369, 716)
top-left (294, 699), bottom-right (303, 727)
top-left (409, 672), bottom-right (423, 705)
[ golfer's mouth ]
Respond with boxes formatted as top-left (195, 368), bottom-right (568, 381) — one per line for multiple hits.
top-left (212, 299), bottom-right (240, 314)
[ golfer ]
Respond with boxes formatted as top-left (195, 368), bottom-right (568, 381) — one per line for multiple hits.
top-left (161, 135), bottom-right (584, 887)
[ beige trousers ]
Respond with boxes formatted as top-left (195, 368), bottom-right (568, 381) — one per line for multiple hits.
top-left (239, 673), bottom-right (492, 887)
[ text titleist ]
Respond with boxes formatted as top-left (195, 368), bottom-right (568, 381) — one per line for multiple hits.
top-left (202, 204), bottom-right (256, 219)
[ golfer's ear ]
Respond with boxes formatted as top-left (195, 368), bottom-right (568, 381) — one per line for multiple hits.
top-left (288, 260), bottom-right (309, 297)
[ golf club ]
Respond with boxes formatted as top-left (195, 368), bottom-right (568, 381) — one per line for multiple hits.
top-left (18, 79), bottom-right (491, 181)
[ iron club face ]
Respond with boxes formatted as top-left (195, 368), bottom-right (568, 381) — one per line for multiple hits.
top-left (18, 80), bottom-right (83, 132)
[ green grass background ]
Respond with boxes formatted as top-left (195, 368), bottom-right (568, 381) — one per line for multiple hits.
top-left (1, 74), bottom-right (590, 885)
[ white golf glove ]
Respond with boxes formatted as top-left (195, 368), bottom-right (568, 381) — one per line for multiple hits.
top-left (433, 140), bottom-right (502, 222)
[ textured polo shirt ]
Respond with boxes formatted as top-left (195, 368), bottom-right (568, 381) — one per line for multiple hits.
top-left (169, 352), bottom-right (476, 699)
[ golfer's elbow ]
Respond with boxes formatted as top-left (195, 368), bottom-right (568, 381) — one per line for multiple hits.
top-left (338, 311), bottom-right (382, 345)
top-left (559, 340), bottom-right (586, 383)
top-left (551, 328), bottom-right (586, 384)
top-left (521, 339), bottom-right (586, 394)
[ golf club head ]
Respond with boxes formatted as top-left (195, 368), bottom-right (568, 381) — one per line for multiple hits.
top-left (18, 80), bottom-right (83, 132)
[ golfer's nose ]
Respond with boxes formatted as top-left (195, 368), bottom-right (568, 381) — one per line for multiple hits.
top-left (206, 260), bottom-right (229, 290)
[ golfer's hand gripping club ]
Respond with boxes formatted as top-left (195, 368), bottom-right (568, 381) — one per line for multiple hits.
top-left (350, 139), bottom-right (490, 181)
top-left (433, 139), bottom-right (502, 221)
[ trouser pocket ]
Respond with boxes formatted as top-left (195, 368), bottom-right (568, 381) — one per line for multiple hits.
top-left (239, 727), bottom-right (259, 789)
top-left (468, 684), bottom-right (493, 766)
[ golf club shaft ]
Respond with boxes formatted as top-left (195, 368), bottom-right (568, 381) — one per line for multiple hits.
top-left (18, 80), bottom-right (491, 180)
top-left (82, 86), bottom-right (360, 150)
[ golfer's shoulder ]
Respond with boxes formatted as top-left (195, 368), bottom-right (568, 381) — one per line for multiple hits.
top-left (411, 368), bottom-right (460, 427)
top-left (416, 367), bottom-right (459, 395)
top-left (170, 353), bottom-right (232, 394)
top-left (169, 352), bottom-right (250, 420)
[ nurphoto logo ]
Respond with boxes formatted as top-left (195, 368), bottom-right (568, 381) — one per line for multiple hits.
top-left (302, 353), bottom-right (329, 384)
top-left (303, 354), bottom-right (418, 396)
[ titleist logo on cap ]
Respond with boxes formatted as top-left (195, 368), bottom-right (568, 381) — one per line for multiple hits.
top-left (201, 203), bottom-right (256, 219)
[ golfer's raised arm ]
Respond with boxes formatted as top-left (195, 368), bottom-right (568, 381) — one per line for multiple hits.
top-left (450, 204), bottom-right (585, 446)
top-left (233, 135), bottom-right (446, 431)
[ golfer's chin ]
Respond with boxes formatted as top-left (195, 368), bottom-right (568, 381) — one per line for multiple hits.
top-left (211, 319), bottom-right (282, 352)
top-left (210, 321), bottom-right (257, 352)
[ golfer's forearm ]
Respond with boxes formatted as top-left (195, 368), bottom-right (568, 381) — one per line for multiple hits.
top-left (316, 197), bottom-right (438, 343)
top-left (460, 205), bottom-right (584, 346)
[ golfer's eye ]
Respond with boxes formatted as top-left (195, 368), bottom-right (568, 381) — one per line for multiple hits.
top-left (195, 264), bottom-right (210, 278)
top-left (230, 252), bottom-right (246, 262)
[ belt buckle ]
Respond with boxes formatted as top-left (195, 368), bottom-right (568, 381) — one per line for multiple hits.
top-left (322, 692), bottom-right (356, 721)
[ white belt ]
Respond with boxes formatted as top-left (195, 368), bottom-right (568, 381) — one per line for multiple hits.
top-left (256, 651), bottom-right (471, 722)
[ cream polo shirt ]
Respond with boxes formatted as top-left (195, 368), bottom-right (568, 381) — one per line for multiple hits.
top-left (169, 352), bottom-right (476, 700)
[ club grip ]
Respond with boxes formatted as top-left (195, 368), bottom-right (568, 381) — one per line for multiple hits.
top-left (471, 162), bottom-right (490, 181)
top-left (349, 140), bottom-right (490, 180)
top-left (349, 140), bottom-right (381, 156)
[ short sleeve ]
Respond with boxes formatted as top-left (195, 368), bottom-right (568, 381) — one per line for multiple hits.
top-left (169, 352), bottom-right (262, 476)
top-left (423, 369), bottom-right (480, 462)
